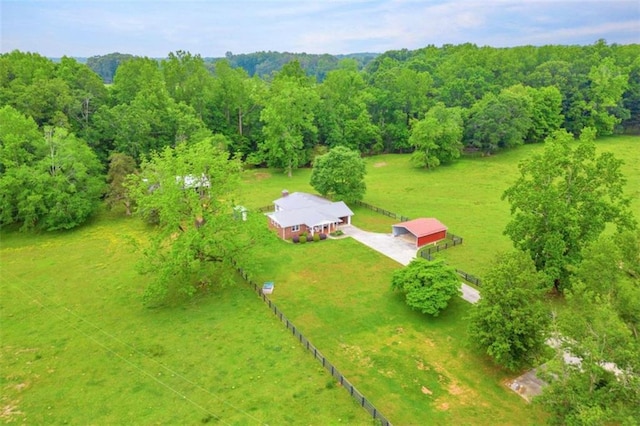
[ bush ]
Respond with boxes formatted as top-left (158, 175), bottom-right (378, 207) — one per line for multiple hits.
top-left (292, 235), bottom-right (300, 243)
top-left (319, 233), bottom-right (327, 240)
top-left (300, 232), bottom-right (307, 238)
top-left (299, 236), bottom-right (307, 244)
top-left (391, 258), bottom-right (460, 316)
top-left (313, 233), bottom-right (320, 242)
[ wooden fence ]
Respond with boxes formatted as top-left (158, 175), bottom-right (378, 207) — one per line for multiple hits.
top-left (353, 200), bottom-right (410, 222)
top-left (355, 200), bottom-right (482, 287)
top-left (232, 263), bottom-right (392, 426)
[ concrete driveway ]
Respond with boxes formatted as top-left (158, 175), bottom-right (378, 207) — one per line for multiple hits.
top-left (340, 225), bottom-right (480, 304)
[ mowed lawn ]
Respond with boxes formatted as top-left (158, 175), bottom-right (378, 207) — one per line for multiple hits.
top-left (0, 210), bottom-right (370, 425)
top-left (241, 135), bottom-right (640, 276)
top-left (244, 234), bottom-right (545, 425)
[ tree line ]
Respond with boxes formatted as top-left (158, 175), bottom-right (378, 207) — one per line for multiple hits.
top-left (1, 41), bottom-right (638, 231)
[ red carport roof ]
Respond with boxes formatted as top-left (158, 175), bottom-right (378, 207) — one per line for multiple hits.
top-left (393, 218), bottom-right (447, 237)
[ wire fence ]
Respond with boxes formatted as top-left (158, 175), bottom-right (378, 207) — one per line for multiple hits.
top-left (232, 262), bottom-right (392, 426)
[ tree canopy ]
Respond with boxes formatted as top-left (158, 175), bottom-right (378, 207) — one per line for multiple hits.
top-left (468, 251), bottom-right (549, 371)
top-left (391, 258), bottom-right (460, 316)
top-left (502, 128), bottom-right (636, 292)
top-left (0, 106), bottom-right (104, 230)
top-left (538, 232), bottom-right (640, 424)
top-left (310, 146), bottom-right (366, 203)
top-left (126, 136), bottom-right (244, 306)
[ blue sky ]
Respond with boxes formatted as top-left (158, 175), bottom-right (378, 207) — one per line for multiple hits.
top-left (1, 0), bottom-right (639, 57)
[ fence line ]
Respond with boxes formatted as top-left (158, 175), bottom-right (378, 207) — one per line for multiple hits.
top-left (352, 200), bottom-right (410, 222)
top-left (353, 200), bottom-right (482, 287)
top-left (231, 261), bottom-right (392, 426)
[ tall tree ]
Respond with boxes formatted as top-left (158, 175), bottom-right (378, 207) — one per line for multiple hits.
top-left (0, 108), bottom-right (104, 231)
top-left (259, 76), bottom-right (319, 177)
top-left (409, 103), bottom-right (463, 169)
top-left (368, 59), bottom-right (432, 152)
top-left (468, 251), bottom-right (549, 371)
top-left (310, 146), bottom-right (366, 202)
top-left (502, 128), bottom-right (636, 292)
top-left (464, 88), bottom-right (532, 154)
top-left (162, 50), bottom-right (213, 120)
top-left (586, 57), bottom-right (629, 135)
top-left (106, 153), bottom-right (137, 215)
top-left (126, 136), bottom-right (244, 306)
top-left (317, 62), bottom-right (381, 153)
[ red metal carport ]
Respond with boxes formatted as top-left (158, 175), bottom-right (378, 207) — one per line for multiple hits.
top-left (392, 218), bottom-right (448, 248)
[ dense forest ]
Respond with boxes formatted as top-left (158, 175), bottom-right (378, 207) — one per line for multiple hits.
top-left (1, 41), bottom-right (639, 230)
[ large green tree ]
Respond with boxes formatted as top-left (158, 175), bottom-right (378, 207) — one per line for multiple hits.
top-left (258, 74), bottom-right (319, 177)
top-left (309, 146), bottom-right (366, 202)
top-left (0, 105), bottom-right (104, 230)
top-left (468, 251), bottom-right (549, 371)
top-left (391, 258), bottom-right (460, 316)
top-left (539, 233), bottom-right (640, 425)
top-left (126, 136), bottom-right (245, 306)
top-left (502, 128), bottom-right (636, 292)
top-left (464, 88), bottom-right (532, 154)
top-left (317, 61), bottom-right (381, 153)
top-left (409, 103), bottom-right (463, 169)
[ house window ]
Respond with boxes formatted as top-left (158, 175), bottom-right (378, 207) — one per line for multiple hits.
top-left (291, 225), bottom-right (300, 232)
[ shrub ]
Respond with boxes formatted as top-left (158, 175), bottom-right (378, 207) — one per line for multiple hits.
top-left (299, 236), bottom-right (307, 244)
top-left (319, 233), bottom-right (327, 240)
top-left (313, 233), bottom-right (320, 242)
top-left (292, 235), bottom-right (300, 243)
top-left (300, 232), bottom-right (307, 238)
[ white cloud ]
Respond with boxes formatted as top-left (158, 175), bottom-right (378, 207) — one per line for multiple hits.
top-left (1, 0), bottom-right (638, 57)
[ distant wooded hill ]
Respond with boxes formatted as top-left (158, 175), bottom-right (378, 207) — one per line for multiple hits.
top-left (85, 51), bottom-right (379, 83)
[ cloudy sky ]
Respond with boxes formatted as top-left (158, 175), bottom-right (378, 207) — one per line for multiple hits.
top-left (2, 0), bottom-right (639, 58)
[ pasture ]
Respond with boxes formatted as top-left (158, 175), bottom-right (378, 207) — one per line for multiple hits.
top-left (243, 235), bottom-right (545, 424)
top-left (241, 135), bottom-right (640, 276)
top-left (0, 210), bottom-right (370, 425)
top-left (1, 135), bottom-right (636, 424)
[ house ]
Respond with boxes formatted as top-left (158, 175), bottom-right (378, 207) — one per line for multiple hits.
top-left (392, 218), bottom-right (447, 248)
top-left (267, 191), bottom-right (354, 240)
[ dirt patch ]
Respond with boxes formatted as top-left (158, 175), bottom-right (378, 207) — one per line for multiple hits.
top-left (14, 383), bottom-right (29, 392)
top-left (421, 386), bottom-right (433, 395)
top-left (373, 162), bottom-right (387, 168)
top-left (253, 172), bottom-right (271, 180)
top-left (0, 402), bottom-right (23, 421)
top-left (416, 359), bottom-right (429, 371)
top-left (437, 402), bottom-right (450, 411)
top-left (448, 382), bottom-right (464, 396)
top-left (339, 343), bottom-right (373, 369)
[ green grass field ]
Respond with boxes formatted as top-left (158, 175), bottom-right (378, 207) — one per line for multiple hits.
top-left (2, 135), bottom-right (636, 424)
top-left (243, 235), bottom-right (545, 424)
top-left (241, 135), bottom-right (639, 276)
top-left (0, 210), bottom-right (371, 424)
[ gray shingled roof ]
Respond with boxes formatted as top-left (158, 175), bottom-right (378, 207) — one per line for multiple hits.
top-left (268, 208), bottom-right (337, 228)
top-left (273, 192), bottom-right (331, 210)
top-left (268, 192), bottom-right (354, 228)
